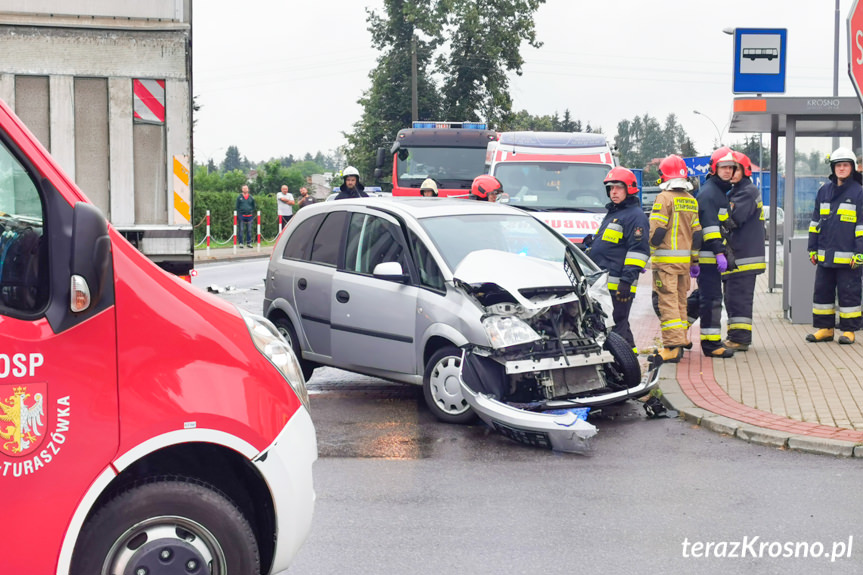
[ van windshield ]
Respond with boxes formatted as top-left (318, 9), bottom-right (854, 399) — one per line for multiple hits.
top-left (493, 162), bottom-right (612, 212)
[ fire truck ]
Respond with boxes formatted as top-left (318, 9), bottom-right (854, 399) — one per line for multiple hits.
top-left (378, 121), bottom-right (498, 197)
top-left (0, 99), bottom-right (316, 574)
top-left (487, 131), bottom-right (616, 242)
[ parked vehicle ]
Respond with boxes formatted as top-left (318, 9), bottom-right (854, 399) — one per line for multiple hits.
top-left (263, 198), bottom-right (660, 453)
top-left (0, 99), bottom-right (316, 574)
top-left (486, 131), bottom-right (616, 242)
top-left (0, 4), bottom-right (195, 277)
top-left (378, 121), bottom-right (498, 197)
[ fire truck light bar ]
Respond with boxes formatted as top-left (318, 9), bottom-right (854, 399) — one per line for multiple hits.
top-left (412, 121), bottom-right (488, 130)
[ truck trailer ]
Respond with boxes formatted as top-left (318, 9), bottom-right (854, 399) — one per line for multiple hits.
top-left (0, 1), bottom-right (194, 276)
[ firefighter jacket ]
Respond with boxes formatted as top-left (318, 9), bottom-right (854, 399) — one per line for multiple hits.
top-left (648, 188), bottom-right (702, 274)
top-left (722, 176), bottom-right (765, 277)
top-left (696, 175), bottom-right (732, 265)
top-left (588, 195), bottom-right (650, 292)
top-left (807, 170), bottom-right (863, 267)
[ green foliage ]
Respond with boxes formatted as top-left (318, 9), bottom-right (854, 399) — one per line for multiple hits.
top-left (730, 135), bottom-right (771, 171)
top-left (437, 0), bottom-right (545, 127)
top-left (499, 108), bottom-right (591, 133)
top-left (614, 113), bottom-right (696, 178)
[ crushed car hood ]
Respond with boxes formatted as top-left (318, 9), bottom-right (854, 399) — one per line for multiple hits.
top-left (453, 250), bottom-right (580, 310)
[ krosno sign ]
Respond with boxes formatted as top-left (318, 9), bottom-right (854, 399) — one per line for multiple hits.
top-left (806, 99), bottom-right (841, 108)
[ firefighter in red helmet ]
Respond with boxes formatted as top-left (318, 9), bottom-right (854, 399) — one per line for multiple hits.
top-left (470, 174), bottom-right (505, 202)
top-left (649, 155), bottom-right (702, 363)
top-left (694, 147), bottom-right (736, 358)
top-left (587, 167), bottom-right (650, 352)
top-left (720, 150), bottom-right (766, 351)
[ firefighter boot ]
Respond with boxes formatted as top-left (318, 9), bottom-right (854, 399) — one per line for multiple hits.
top-left (838, 331), bottom-right (855, 345)
top-left (805, 328), bottom-right (834, 343)
top-left (658, 346), bottom-right (683, 363)
top-left (705, 346), bottom-right (735, 358)
top-left (724, 340), bottom-right (750, 352)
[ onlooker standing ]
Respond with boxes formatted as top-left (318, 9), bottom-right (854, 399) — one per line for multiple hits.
top-left (806, 147), bottom-right (863, 344)
top-left (720, 151), bottom-right (766, 351)
top-left (296, 187), bottom-right (316, 210)
top-left (277, 184), bottom-right (295, 229)
top-left (236, 185), bottom-right (256, 248)
top-left (649, 155), bottom-right (702, 363)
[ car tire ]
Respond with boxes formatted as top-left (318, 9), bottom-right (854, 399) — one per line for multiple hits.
top-left (603, 331), bottom-right (641, 389)
top-left (423, 346), bottom-right (475, 424)
top-left (70, 478), bottom-right (259, 575)
top-left (272, 316), bottom-right (316, 381)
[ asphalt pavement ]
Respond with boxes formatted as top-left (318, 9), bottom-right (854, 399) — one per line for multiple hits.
top-left (198, 244), bottom-right (863, 457)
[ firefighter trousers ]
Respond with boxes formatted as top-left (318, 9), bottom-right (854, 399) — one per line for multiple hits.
top-left (812, 265), bottom-right (863, 331)
top-left (653, 268), bottom-right (690, 348)
top-left (697, 265), bottom-right (724, 353)
top-left (611, 290), bottom-right (635, 349)
top-left (723, 273), bottom-right (756, 345)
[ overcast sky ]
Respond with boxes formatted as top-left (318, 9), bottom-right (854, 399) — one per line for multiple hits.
top-left (192, 1), bottom-right (859, 166)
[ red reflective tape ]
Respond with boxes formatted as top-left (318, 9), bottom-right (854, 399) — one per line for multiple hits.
top-left (133, 79), bottom-right (166, 123)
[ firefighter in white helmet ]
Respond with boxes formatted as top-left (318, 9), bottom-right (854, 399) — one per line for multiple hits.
top-left (335, 166), bottom-right (369, 200)
top-left (806, 147), bottom-right (863, 344)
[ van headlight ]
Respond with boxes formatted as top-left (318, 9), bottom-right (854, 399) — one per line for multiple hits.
top-left (482, 315), bottom-right (541, 349)
top-left (242, 311), bottom-right (310, 411)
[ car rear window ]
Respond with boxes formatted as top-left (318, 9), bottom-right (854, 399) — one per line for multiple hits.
top-left (282, 214), bottom-right (324, 261)
top-left (309, 211), bottom-right (348, 266)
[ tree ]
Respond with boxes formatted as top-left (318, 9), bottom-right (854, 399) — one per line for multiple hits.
top-left (614, 113), bottom-right (694, 178)
top-left (731, 135), bottom-right (771, 170)
top-left (222, 146), bottom-right (243, 172)
top-left (437, 0), bottom-right (545, 127)
top-left (345, 0), bottom-right (445, 179)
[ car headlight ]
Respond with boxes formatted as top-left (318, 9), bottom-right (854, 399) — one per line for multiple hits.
top-left (241, 310), bottom-right (311, 411)
top-left (482, 315), bottom-right (541, 349)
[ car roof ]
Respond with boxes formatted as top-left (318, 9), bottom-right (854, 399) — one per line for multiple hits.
top-left (298, 197), bottom-right (530, 220)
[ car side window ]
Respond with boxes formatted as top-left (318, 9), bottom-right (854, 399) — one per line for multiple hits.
top-left (309, 211), bottom-right (347, 267)
top-left (408, 230), bottom-right (445, 291)
top-left (0, 139), bottom-right (47, 315)
top-left (282, 214), bottom-right (324, 261)
top-left (344, 213), bottom-right (408, 275)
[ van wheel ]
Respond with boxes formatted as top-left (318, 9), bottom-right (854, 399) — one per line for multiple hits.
top-left (70, 478), bottom-right (259, 575)
top-left (272, 316), bottom-right (316, 381)
top-left (423, 346), bottom-right (475, 424)
top-left (603, 331), bottom-right (641, 389)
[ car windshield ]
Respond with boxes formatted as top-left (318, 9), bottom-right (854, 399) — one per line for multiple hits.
top-left (419, 213), bottom-right (580, 271)
top-left (493, 162), bottom-right (611, 212)
top-left (396, 146), bottom-right (487, 189)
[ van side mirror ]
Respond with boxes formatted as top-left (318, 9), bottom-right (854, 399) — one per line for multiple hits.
top-left (372, 261), bottom-right (409, 283)
top-left (375, 147), bottom-right (386, 168)
top-left (71, 201), bottom-right (111, 310)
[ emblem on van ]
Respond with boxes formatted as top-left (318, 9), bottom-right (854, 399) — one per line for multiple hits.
top-left (0, 384), bottom-right (46, 456)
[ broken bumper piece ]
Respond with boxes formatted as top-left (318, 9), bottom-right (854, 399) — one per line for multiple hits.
top-left (459, 357), bottom-right (662, 454)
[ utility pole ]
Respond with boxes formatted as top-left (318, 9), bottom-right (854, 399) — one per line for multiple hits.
top-left (833, 0), bottom-right (840, 150)
top-left (411, 34), bottom-right (418, 122)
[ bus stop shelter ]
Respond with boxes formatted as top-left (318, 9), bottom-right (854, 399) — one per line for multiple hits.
top-left (727, 96), bottom-right (863, 322)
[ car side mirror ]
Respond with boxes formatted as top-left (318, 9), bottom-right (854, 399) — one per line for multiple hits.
top-left (372, 261), bottom-right (409, 283)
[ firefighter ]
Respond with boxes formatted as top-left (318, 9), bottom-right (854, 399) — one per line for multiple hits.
top-left (334, 166), bottom-right (369, 200)
top-left (806, 147), bottom-right (863, 344)
top-left (587, 167), bottom-right (650, 351)
top-left (470, 174), bottom-right (504, 201)
top-left (720, 151), bottom-right (766, 351)
top-left (649, 155), bottom-right (702, 363)
top-left (695, 147), bottom-right (736, 358)
top-left (420, 178), bottom-right (439, 197)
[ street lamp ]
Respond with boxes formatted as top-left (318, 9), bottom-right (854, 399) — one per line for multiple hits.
top-left (693, 110), bottom-right (722, 146)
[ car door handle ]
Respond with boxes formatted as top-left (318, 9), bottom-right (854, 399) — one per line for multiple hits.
top-left (298, 278), bottom-right (307, 290)
top-left (336, 290), bottom-right (350, 303)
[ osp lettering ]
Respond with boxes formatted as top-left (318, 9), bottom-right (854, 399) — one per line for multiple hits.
top-left (0, 352), bottom-right (44, 378)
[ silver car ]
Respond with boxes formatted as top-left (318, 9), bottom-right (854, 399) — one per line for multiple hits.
top-left (263, 198), bottom-right (658, 450)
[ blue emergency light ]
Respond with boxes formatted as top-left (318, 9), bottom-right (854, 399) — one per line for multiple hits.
top-left (411, 121), bottom-right (489, 130)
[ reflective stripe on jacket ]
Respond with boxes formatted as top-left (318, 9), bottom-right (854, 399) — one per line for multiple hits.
top-left (807, 172), bottom-right (863, 268)
top-left (648, 189), bottom-right (701, 273)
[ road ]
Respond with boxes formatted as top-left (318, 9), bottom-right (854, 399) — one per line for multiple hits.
top-left (193, 260), bottom-right (863, 575)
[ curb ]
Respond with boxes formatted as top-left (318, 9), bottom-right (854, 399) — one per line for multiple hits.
top-left (657, 363), bottom-right (863, 458)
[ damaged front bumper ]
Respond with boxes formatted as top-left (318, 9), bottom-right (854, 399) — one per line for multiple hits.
top-left (459, 355), bottom-right (662, 454)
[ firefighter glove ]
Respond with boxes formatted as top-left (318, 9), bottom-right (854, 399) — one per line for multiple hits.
top-left (689, 264), bottom-right (700, 279)
top-left (615, 283), bottom-right (633, 303)
top-left (852, 254), bottom-right (863, 270)
top-left (716, 253), bottom-right (728, 273)
top-left (809, 251), bottom-right (818, 265)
